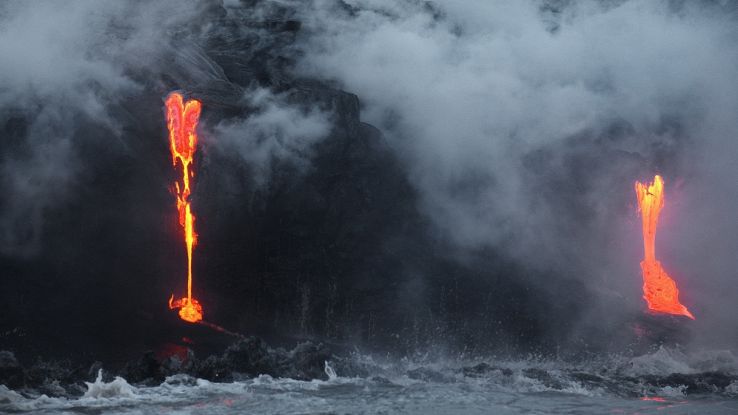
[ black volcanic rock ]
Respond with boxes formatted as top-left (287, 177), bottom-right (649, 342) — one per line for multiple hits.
top-left (406, 367), bottom-right (454, 383)
top-left (278, 341), bottom-right (331, 380)
top-left (460, 362), bottom-right (512, 378)
top-left (220, 337), bottom-right (275, 376)
top-left (522, 368), bottom-right (564, 390)
top-left (115, 336), bottom-right (332, 386)
top-left (184, 337), bottom-right (334, 382)
top-left (0, 335), bottom-right (338, 396)
top-left (0, 352), bottom-right (90, 398)
top-left (641, 372), bottom-right (738, 395)
top-left (121, 351), bottom-right (166, 385)
top-left (195, 355), bottom-right (233, 382)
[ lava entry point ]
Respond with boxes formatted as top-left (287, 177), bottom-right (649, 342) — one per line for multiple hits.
top-left (630, 313), bottom-right (694, 349)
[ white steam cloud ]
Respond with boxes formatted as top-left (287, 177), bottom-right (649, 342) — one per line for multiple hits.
top-left (292, 0), bottom-right (738, 341)
top-left (0, 0), bottom-right (210, 255)
top-left (0, 0), bottom-right (332, 255)
top-left (211, 88), bottom-right (332, 188)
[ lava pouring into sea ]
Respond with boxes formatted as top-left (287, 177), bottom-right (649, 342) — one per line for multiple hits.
top-left (634, 175), bottom-right (694, 319)
top-left (165, 92), bottom-right (203, 323)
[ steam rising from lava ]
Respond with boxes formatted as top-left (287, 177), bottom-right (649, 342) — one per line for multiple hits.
top-left (635, 175), bottom-right (694, 319)
top-left (290, 0), bottom-right (738, 342)
top-left (165, 92), bottom-right (203, 323)
top-left (2, 0), bottom-right (738, 351)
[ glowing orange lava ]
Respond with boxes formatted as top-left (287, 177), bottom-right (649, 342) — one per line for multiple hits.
top-left (165, 92), bottom-right (203, 323)
top-left (635, 175), bottom-right (694, 319)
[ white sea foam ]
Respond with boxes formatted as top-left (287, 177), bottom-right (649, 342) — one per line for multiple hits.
top-left (0, 384), bottom-right (24, 404)
top-left (1, 350), bottom-right (736, 414)
top-left (620, 346), bottom-right (694, 376)
top-left (725, 381), bottom-right (738, 396)
top-left (618, 346), bottom-right (738, 377)
top-left (324, 360), bottom-right (337, 380)
top-left (83, 369), bottom-right (136, 399)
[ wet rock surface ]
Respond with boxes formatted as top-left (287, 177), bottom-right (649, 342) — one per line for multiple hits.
top-left (0, 336), bottom-right (337, 398)
top-left (2, 341), bottom-right (738, 401)
top-left (122, 337), bottom-right (335, 386)
top-left (455, 362), bottom-right (738, 398)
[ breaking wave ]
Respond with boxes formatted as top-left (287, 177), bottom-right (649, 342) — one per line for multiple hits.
top-left (2, 347), bottom-right (737, 414)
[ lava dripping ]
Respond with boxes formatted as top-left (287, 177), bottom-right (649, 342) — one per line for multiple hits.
top-left (165, 92), bottom-right (203, 323)
top-left (634, 175), bottom-right (694, 319)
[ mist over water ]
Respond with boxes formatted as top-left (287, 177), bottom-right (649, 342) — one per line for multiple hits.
top-left (3, 347), bottom-right (738, 414)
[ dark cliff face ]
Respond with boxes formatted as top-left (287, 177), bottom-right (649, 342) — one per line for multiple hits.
top-left (0, 0), bottom-right (611, 364)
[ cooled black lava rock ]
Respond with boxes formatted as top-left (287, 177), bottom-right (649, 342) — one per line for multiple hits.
top-left (0, 351), bottom-right (92, 398)
top-left (114, 336), bottom-right (333, 386)
top-left (406, 367), bottom-right (454, 383)
top-left (522, 368), bottom-right (565, 390)
top-left (120, 351), bottom-right (166, 385)
top-left (220, 337), bottom-right (275, 377)
top-left (460, 362), bottom-right (512, 378)
top-left (277, 341), bottom-right (331, 380)
top-left (0, 334), bottom-right (338, 396)
top-left (186, 337), bottom-right (333, 382)
top-left (195, 355), bottom-right (233, 382)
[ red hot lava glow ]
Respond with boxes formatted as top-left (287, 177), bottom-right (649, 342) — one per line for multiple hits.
top-left (634, 175), bottom-right (694, 319)
top-left (165, 92), bottom-right (203, 323)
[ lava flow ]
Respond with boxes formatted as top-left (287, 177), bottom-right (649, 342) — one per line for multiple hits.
top-left (165, 92), bottom-right (203, 323)
top-left (634, 175), bottom-right (694, 319)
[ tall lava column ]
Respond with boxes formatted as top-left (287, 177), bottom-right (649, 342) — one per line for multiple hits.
top-left (165, 92), bottom-right (204, 323)
top-left (635, 175), bottom-right (694, 319)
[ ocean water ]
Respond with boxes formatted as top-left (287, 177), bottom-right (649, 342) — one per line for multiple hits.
top-left (2, 347), bottom-right (737, 414)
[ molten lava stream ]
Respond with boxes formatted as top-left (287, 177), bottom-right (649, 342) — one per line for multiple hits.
top-left (165, 92), bottom-right (203, 323)
top-left (634, 175), bottom-right (694, 319)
